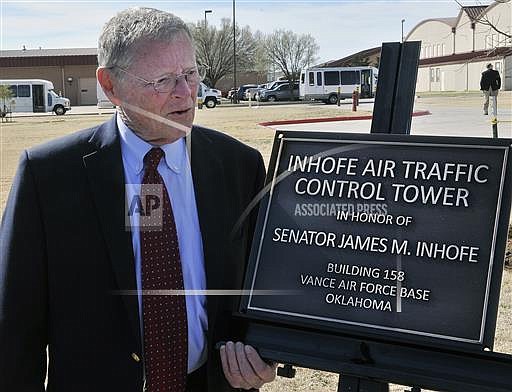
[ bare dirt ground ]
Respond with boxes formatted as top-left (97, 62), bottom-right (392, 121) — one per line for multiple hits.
top-left (0, 101), bottom-right (510, 392)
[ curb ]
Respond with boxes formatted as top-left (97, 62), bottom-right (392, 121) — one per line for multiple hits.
top-left (259, 110), bottom-right (431, 127)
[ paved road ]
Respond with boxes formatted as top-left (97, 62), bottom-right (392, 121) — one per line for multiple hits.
top-left (10, 94), bottom-right (512, 139)
top-left (268, 94), bottom-right (512, 139)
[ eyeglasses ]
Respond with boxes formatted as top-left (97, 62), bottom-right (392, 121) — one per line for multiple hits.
top-left (110, 65), bottom-right (207, 93)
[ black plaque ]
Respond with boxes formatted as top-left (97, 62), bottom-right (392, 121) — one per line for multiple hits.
top-left (240, 132), bottom-right (512, 352)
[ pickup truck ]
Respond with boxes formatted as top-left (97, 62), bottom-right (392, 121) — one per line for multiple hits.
top-left (197, 82), bottom-right (222, 108)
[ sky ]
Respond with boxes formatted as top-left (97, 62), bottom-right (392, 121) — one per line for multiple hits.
top-left (0, 0), bottom-right (491, 64)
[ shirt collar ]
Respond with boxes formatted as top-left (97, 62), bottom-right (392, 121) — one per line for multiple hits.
top-left (117, 112), bottom-right (185, 175)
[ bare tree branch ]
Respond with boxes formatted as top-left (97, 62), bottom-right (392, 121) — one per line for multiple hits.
top-left (477, 12), bottom-right (512, 38)
top-left (191, 19), bottom-right (259, 88)
top-left (452, 0), bottom-right (511, 38)
top-left (262, 30), bottom-right (319, 83)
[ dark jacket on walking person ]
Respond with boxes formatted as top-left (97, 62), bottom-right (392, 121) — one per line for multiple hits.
top-left (480, 65), bottom-right (501, 92)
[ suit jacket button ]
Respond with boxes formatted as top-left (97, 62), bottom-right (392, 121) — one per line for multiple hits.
top-left (131, 353), bottom-right (141, 362)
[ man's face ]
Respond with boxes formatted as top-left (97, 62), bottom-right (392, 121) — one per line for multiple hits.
top-left (114, 36), bottom-right (198, 145)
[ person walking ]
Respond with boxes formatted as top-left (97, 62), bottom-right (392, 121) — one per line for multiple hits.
top-left (480, 63), bottom-right (501, 117)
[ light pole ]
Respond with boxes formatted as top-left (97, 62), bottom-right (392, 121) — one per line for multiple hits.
top-left (204, 9), bottom-right (212, 27)
top-left (401, 19), bottom-right (405, 42)
top-left (232, 0), bottom-right (238, 103)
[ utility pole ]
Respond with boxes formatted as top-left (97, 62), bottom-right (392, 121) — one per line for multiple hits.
top-left (232, 0), bottom-right (238, 103)
top-left (204, 9), bottom-right (212, 27)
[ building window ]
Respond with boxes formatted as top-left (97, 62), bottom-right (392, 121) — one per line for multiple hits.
top-left (341, 71), bottom-right (359, 85)
top-left (442, 44), bottom-right (445, 56)
top-left (497, 34), bottom-right (507, 47)
top-left (317, 72), bottom-right (322, 86)
top-left (17, 85), bottom-right (30, 97)
top-left (485, 35), bottom-right (492, 49)
top-left (324, 71), bottom-right (340, 86)
top-left (430, 68), bottom-right (440, 83)
top-left (495, 62), bottom-right (502, 74)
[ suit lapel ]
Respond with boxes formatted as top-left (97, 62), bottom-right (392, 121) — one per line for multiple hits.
top-left (82, 116), bottom-right (141, 346)
top-left (189, 127), bottom-right (227, 332)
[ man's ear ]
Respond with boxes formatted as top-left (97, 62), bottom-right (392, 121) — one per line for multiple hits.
top-left (97, 67), bottom-right (122, 106)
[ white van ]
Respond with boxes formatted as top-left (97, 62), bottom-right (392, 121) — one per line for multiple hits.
top-left (0, 79), bottom-right (71, 115)
top-left (299, 66), bottom-right (378, 104)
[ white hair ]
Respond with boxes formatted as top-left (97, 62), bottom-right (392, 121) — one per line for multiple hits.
top-left (98, 7), bottom-right (193, 76)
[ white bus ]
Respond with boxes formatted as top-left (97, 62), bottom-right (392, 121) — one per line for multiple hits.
top-left (0, 79), bottom-right (71, 115)
top-left (299, 66), bottom-right (378, 104)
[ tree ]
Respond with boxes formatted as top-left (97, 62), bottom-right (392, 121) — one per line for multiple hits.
top-left (262, 30), bottom-right (319, 83)
top-left (191, 18), bottom-right (259, 88)
top-left (0, 85), bottom-right (13, 118)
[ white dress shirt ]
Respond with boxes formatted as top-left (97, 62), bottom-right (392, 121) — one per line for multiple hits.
top-left (117, 114), bottom-right (208, 372)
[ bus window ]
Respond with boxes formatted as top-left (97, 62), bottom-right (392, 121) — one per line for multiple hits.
top-left (341, 71), bottom-right (359, 85)
top-left (308, 72), bottom-right (314, 86)
top-left (18, 85), bottom-right (31, 97)
top-left (324, 71), bottom-right (340, 85)
top-left (316, 72), bottom-right (322, 86)
top-left (300, 73), bottom-right (305, 84)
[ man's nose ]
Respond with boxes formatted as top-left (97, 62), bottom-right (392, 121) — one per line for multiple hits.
top-left (171, 75), bottom-right (192, 97)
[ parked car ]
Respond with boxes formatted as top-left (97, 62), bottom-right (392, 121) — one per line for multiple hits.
top-left (226, 88), bottom-right (236, 100)
top-left (246, 80), bottom-right (289, 101)
top-left (244, 84), bottom-right (267, 101)
top-left (265, 80), bottom-right (289, 90)
top-left (257, 82), bottom-right (299, 102)
top-left (235, 84), bottom-right (258, 101)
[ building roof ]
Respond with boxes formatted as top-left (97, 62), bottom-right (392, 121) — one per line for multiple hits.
top-left (0, 48), bottom-right (98, 67)
top-left (0, 48), bottom-right (97, 58)
top-left (461, 5), bottom-right (489, 22)
top-left (315, 47), bottom-right (381, 68)
top-left (404, 17), bottom-right (458, 41)
top-left (419, 46), bottom-right (512, 66)
top-left (431, 17), bottom-right (458, 27)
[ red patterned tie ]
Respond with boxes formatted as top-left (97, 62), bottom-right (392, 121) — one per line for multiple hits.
top-left (141, 147), bottom-right (188, 392)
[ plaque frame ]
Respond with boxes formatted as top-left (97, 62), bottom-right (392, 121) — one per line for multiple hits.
top-left (238, 131), bottom-right (512, 391)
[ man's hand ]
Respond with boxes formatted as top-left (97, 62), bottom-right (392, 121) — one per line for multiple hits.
top-left (220, 341), bottom-right (277, 390)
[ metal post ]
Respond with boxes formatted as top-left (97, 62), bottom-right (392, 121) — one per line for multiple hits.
top-left (401, 19), bottom-right (405, 43)
top-left (232, 0), bottom-right (238, 104)
top-left (371, 41), bottom-right (421, 134)
top-left (492, 117), bottom-right (498, 138)
top-left (204, 9), bottom-right (212, 27)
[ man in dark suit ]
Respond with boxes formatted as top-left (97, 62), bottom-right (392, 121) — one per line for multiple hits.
top-left (0, 7), bottom-right (276, 392)
top-left (480, 63), bottom-right (501, 116)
